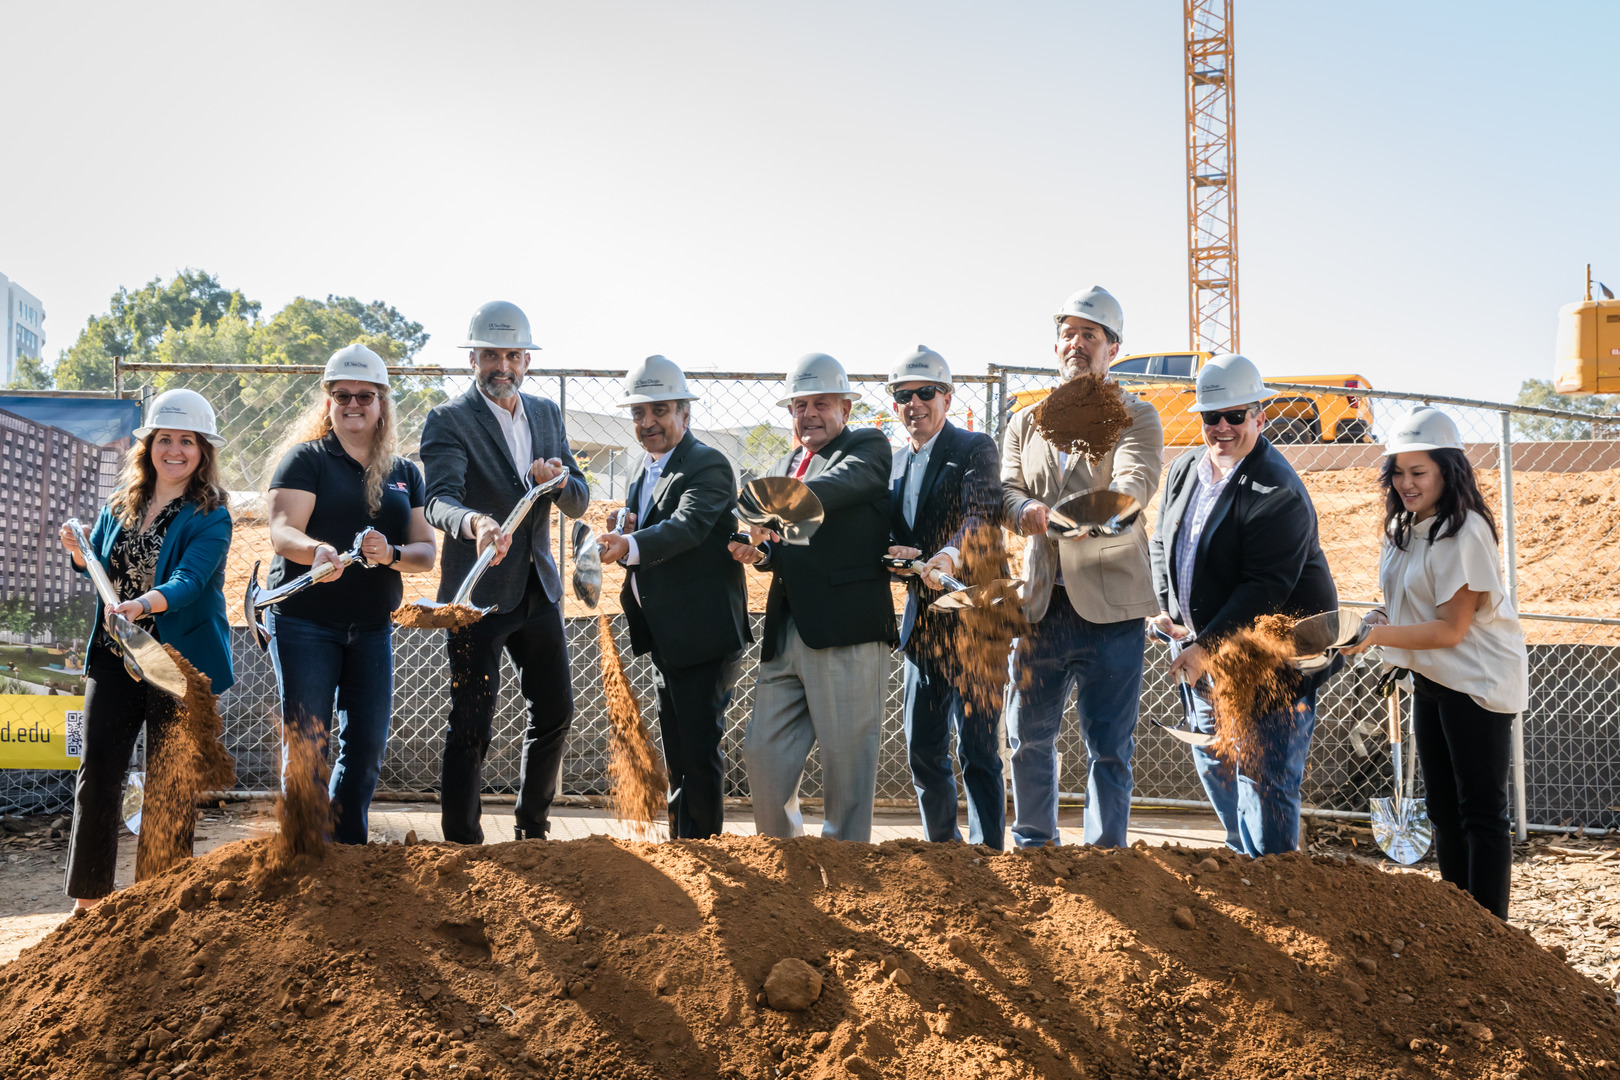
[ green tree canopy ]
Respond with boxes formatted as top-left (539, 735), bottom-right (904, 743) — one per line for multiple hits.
top-left (55, 269), bottom-right (261, 390)
top-left (1513, 379), bottom-right (1620, 440)
top-left (5, 352), bottom-right (53, 389)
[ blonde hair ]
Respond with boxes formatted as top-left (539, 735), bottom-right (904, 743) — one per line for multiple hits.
top-left (109, 432), bottom-right (228, 529)
top-left (269, 382), bottom-right (398, 517)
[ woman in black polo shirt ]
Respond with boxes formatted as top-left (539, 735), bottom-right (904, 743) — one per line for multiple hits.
top-left (266, 343), bottom-right (435, 843)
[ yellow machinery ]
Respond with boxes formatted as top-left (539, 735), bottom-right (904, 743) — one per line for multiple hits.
top-left (1554, 265), bottom-right (1620, 394)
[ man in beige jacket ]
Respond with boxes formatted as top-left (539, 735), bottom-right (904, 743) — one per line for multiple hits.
top-left (1001, 285), bottom-right (1165, 847)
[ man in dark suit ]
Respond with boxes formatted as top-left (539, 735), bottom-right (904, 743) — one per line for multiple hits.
top-left (883, 346), bottom-right (1006, 848)
top-left (420, 300), bottom-right (590, 844)
top-left (597, 356), bottom-right (751, 839)
top-left (729, 352), bottom-right (896, 842)
top-left (1148, 353), bottom-right (1341, 856)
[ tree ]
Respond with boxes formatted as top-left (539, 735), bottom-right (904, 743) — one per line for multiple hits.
top-left (55, 269), bottom-right (261, 390)
top-left (6, 352), bottom-right (53, 389)
top-left (1, 597), bottom-right (33, 636)
top-left (324, 296), bottom-right (429, 360)
top-left (742, 422), bottom-right (792, 474)
top-left (1513, 379), bottom-right (1620, 441)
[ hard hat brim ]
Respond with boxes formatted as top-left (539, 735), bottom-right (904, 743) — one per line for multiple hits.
top-left (1184, 388), bottom-right (1276, 414)
top-left (615, 391), bottom-right (701, 407)
top-left (885, 380), bottom-right (954, 394)
top-left (776, 391), bottom-right (861, 408)
top-left (1381, 440), bottom-right (1463, 455)
top-left (462, 340), bottom-right (541, 351)
top-left (132, 424), bottom-right (227, 447)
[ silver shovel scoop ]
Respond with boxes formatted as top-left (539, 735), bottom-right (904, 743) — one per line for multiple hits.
top-left (737, 476), bottom-right (823, 545)
top-left (64, 519), bottom-right (188, 698)
top-left (1149, 622), bottom-right (1216, 747)
top-left (879, 555), bottom-right (1022, 611)
top-left (1288, 608), bottom-right (1370, 673)
top-left (570, 519), bottom-right (602, 608)
top-left (1047, 490), bottom-right (1144, 539)
top-left (1371, 676), bottom-right (1432, 865)
top-left (395, 470), bottom-right (570, 623)
top-left (244, 528), bottom-right (379, 650)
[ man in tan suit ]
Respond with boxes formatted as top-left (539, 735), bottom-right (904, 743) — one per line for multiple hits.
top-left (1001, 285), bottom-right (1165, 848)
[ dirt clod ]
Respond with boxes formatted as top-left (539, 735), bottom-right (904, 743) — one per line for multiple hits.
top-left (1032, 374), bottom-right (1131, 463)
top-left (1172, 906), bottom-right (1197, 930)
top-left (763, 958), bottom-right (822, 1010)
top-left (390, 602), bottom-right (484, 630)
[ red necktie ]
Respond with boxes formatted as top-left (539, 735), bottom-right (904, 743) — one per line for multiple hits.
top-left (793, 449), bottom-right (813, 479)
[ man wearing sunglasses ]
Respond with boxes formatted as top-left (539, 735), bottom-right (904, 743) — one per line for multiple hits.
top-left (420, 300), bottom-right (590, 845)
top-left (1001, 286), bottom-right (1165, 849)
top-left (883, 346), bottom-right (1006, 848)
top-left (1148, 352), bottom-right (1340, 857)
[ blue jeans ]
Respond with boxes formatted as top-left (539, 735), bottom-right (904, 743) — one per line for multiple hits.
top-left (1005, 591), bottom-right (1144, 848)
top-left (1183, 680), bottom-right (1318, 856)
top-left (902, 652), bottom-right (1006, 849)
top-left (269, 610), bottom-right (394, 845)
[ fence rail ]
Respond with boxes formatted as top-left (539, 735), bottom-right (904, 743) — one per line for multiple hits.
top-left (3, 362), bottom-right (1616, 841)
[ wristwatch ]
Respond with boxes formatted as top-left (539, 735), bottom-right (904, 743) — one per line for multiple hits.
top-left (137, 595), bottom-right (153, 616)
top-left (390, 544), bottom-right (402, 566)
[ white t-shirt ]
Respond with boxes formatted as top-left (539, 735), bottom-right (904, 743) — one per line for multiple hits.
top-left (1378, 510), bottom-right (1529, 715)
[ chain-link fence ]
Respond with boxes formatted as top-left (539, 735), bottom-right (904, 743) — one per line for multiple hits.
top-left (2, 360), bottom-right (1616, 838)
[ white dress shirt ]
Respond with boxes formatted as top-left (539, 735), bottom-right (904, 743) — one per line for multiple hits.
top-left (1173, 450), bottom-right (1243, 628)
top-left (624, 449), bottom-right (672, 603)
top-left (462, 389), bottom-right (534, 539)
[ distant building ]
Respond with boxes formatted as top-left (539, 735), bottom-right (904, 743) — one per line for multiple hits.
top-left (0, 407), bottom-right (120, 614)
top-left (0, 272), bottom-right (46, 386)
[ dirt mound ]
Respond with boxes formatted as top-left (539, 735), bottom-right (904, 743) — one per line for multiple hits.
top-left (5, 835), bottom-right (1618, 1080)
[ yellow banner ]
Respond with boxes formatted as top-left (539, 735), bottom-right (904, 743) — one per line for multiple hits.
top-left (0, 695), bottom-right (85, 770)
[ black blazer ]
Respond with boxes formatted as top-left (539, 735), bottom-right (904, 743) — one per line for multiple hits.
top-left (888, 421), bottom-right (1002, 654)
top-left (619, 431), bottom-right (752, 669)
top-left (421, 386), bottom-right (590, 612)
top-left (1149, 436), bottom-right (1338, 646)
top-left (757, 425), bottom-right (897, 662)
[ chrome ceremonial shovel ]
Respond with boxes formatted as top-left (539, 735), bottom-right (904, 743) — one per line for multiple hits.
top-left (1371, 677), bottom-right (1432, 865)
top-left (395, 470), bottom-right (570, 622)
top-left (244, 528), bottom-right (379, 650)
top-left (570, 519), bottom-right (602, 608)
top-left (879, 555), bottom-right (1021, 611)
top-left (64, 519), bottom-right (188, 698)
top-left (1046, 490), bottom-right (1144, 538)
top-left (1289, 608), bottom-right (1371, 673)
top-left (736, 476), bottom-right (823, 545)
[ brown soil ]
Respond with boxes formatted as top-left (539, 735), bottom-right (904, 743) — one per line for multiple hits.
top-left (271, 720), bottom-right (330, 868)
top-left (1201, 616), bottom-right (1302, 774)
top-left (597, 614), bottom-right (667, 837)
top-left (945, 524), bottom-right (1028, 715)
top-left (1033, 376), bottom-right (1131, 464)
top-left (134, 648), bottom-right (234, 884)
top-left (4, 835), bottom-right (1619, 1080)
top-left (393, 602), bottom-right (487, 631)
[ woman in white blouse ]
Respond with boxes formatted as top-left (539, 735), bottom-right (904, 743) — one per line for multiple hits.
top-left (1345, 406), bottom-right (1528, 919)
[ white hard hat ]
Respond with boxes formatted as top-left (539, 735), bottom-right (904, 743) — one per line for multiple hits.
top-left (886, 345), bottom-right (953, 393)
top-left (1382, 406), bottom-right (1464, 454)
top-left (617, 354), bottom-right (699, 406)
top-left (134, 388), bottom-right (226, 447)
top-left (1187, 353), bottom-right (1273, 413)
top-left (461, 300), bottom-right (540, 351)
top-left (323, 343), bottom-right (391, 388)
top-left (1052, 286), bottom-right (1124, 341)
top-left (776, 352), bottom-right (857, 407)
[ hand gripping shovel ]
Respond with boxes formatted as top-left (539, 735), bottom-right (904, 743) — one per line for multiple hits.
top-left (395, 471), bottom-right (569, 624)
top-left (1149, 622), bottom-right (1216, 747)
top-left (736, 476), bottom-right (823, 545)
top-left (878, 555), bottom-right (1022, 611)
top-left (1287, 608), bottom-right (1370, 673)
top-left (244, 528), bottom-right (379, 650)
top-left (1371, 673), bottom-right (1432, 865)
top-left (64, 518), bottom-right (188, 698)
top-left (1046, 490), bottom-right (1143, 539)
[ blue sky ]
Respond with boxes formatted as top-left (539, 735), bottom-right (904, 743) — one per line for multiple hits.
top-left (7, 0), bottom-right (1617, 403)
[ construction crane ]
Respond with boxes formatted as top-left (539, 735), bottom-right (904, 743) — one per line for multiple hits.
top-left (1184, 0), bottom-right (1239, 354)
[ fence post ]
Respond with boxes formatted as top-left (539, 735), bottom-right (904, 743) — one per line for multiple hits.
top-left (1497, 410), bottom-right (1526, 842)
top-left (557, 374), bottom-right (569, 576)
top-left (114, 355), bottom-right (123, 398)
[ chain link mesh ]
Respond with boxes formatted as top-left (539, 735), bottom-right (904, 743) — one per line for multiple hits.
top-left (2, 362), bottom-right (1615, 833)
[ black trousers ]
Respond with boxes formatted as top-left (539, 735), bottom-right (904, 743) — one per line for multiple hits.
top-left (1411, 673), bottom-right (1514, 919)
top-left (65, 649), bottom-right (193, 899)
top-left (651, 649), bottom-right (742, 839)
top-left (441, 572), bottom-right (574, 844)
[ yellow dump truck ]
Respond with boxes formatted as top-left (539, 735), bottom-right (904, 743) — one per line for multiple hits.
top-left (1553, 266), bottom-right (1620, 394)
top-left (1010, 351), bottom-right (1376, 446)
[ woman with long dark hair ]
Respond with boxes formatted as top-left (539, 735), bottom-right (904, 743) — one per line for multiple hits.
top-left (1346, 406), bottom-right (1528, 918)
top-left (57, 388), bottom-right (234, 910)
top-left (264, 344), bottom-right (434, 843)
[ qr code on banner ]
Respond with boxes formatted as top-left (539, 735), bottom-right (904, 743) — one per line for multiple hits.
top-left (65, 710), bottom-right (85, 759)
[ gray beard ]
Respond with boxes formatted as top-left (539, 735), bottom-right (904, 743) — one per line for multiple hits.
top-left (479, 372), bottom-right (522, 399)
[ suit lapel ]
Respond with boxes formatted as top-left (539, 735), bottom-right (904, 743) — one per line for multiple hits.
top-left (914, 423), bottom-right (956, 515)
top-left (523, 391), bottom-right (548, 463)
top-left (1192, 450), bottom-right (1245, 587)
top-left (645, 433), bottom-right (692, 525)
top-left (463, 387), bottom-right (522, 484)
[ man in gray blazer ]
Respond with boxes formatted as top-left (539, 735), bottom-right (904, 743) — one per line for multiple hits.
top-left (598, 356), bottom-right (751, 839)
top-left (1001, 286), bottom-right (1164, 849)
top-left (420, 300), bottom-right (590, 844)
top-left (729, 353), bottom-right (896, 842)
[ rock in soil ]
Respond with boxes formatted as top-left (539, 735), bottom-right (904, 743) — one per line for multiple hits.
top-left (2, 837), bottom-right (1618, 1079)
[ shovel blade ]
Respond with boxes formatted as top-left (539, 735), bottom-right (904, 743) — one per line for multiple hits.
top-left (570, 520), bottom-right (602, 608)
top-left (930, 578), bottom-right (1021, 611)
top-left (245, 560), bottom-right (271, 651)
top-left (1052, 490), bottom-right (1142, 531)
top-left (1371, 796), bottom-right (1433, 865)
top-left (111, 618), bottom-right (188, 698)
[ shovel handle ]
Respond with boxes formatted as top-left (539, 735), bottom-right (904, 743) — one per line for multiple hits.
top-left (64, 520), bottom-right (121, 612)
top-left (450, 473), bottom-right (570, 606)
top-left (1386, 682), bottom-right (1403, 745)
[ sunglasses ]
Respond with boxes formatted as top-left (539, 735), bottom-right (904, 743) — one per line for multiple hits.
top-left (1200, 407), bottom-right (1253, 427)
top-left (329, 390), bottom-right (379, 406)
top-left (893, 386), bottom-right (944, 405)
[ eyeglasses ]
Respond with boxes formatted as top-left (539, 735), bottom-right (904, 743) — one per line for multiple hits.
top-left (893, 386), bottom-right (944, 405)
top-left (1200, 408), bottom-right (1253, 427)
top-left (329, 390), bottom-right (379, 406)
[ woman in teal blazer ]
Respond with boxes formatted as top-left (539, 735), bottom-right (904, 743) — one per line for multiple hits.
top-left (58, 388), bottom-right (234, 909)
